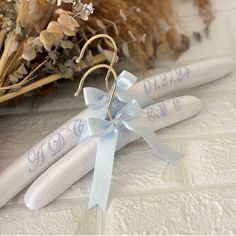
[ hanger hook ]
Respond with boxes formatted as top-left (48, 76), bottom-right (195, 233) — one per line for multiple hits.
top-left (76, 34), bottom-right (118, 92)
top-left (75, 64), bottom-right (118, 120)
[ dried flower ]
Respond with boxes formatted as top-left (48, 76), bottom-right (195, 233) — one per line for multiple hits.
top-left (22, 37), bottom-right (43, 61)
top-left (0, 0), bottom-right (213, 104)
top-left (74, 2), bottom-right (94, 21)
top-left (39, 8), bottom-right (80, 50)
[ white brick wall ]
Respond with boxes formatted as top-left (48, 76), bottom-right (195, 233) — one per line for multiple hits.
top-left (0, 0), bottom-right (236, 234)
top-left (104, 189), bottom-right (236, 235)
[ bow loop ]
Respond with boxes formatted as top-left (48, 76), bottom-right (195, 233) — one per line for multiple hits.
top-left (83, 87), bottom-right (108, 107)
top-left (116, 70), bottom-right (137, 92)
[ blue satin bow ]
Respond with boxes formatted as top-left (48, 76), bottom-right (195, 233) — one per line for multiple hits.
top-left (84, 70), bottom-right (154, 118)
top-left (87, 100), bottom-right (182, 211)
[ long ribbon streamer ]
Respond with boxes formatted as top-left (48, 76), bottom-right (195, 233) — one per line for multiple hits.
top-left (87, 100), bottom-right (182, 211)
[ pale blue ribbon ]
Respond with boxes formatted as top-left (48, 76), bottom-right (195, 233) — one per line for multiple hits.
top-left (84, 70), bottom-right (154, 119)
top-left (87, 100), bottom-right (182, 211)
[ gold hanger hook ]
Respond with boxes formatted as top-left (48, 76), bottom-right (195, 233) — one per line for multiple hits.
top-left (75, 63), bottom-right (118, 121)
top-left (76, 34), bottom-right (118, 92)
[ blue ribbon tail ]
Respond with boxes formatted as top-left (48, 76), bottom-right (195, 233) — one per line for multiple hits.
top-left (88, 130), bottom-right (119, 212)
top-left (124, 121), bottom-right (182, 163)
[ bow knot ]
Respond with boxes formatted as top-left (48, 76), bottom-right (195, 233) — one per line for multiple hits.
top-left (84, 70), bottom-right (137, 117)
top-left (111, 119), bottom-right (120, 129)
top-left (83, 70), bottom-right (153, 119)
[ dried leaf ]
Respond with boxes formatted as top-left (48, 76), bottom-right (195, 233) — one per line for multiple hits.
top-left (47, 21), bottom-right (63, 34)
top-left (145, 35), bottom-right (154, 57)
top-left (122, 42), bottom-right (130, 57)
top-left (40, 30), bottom-right (62, 49)
top-left (102, 50), bottom-right (119, 63)
top-left (119, 9), bottom-right (127, 21)
top-left (62, 68), bottom-right (74, 78)
top-left (44, 61), bottom-right (55, 70)
top-left (96, 19), bottom-right (106, 30)
top-left (48, 50), bottom-right (58, 62)
top-left (103, 19), bottom-right (119, 35)
top-left (57, 62), bottom-right (66, 73)
top-left (61, 25), bottom-right (76, 36)
top-left (64, 59), bottom-right (75, 68)
top-left (104, 39), bottom-right (115, 50)
top-left (85, 50), bottom-right (93, 65)
top-left (57, 12), bottom-right (80, 36)
top-left (22, 42), bottom-right (37, 61)
top-left (13, 71), bottom-right (24, 79)
top-left (60, 40), bottom-right (74, 49)
top-left (8, 74), bottom-right (18, 83)
top-left (86, 25), bottom-right (96, 35)
top-left (17, 64), bottom-right (28, 75)
top-left (97, 42), bottom-right (104, 53)
top-left (57, 12), bottom-right (79, 29)
top-left (55, 8), bottom-right (73, 16)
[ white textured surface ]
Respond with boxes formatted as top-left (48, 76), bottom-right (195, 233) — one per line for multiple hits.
top-left (1, 0), bottom-right (236, 234)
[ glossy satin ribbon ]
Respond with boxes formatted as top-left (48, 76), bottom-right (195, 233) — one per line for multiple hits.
top-left (83, 70), bottom-right (154, 118)
top-left (86, 100), bottom-right (182, 211)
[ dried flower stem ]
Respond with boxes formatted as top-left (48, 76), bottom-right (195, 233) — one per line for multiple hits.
top-left (0, 0), bottom-right (54, 97)
top-left (0, 30), bottom-right (5, 52)
top-left (0, 59), bottom-right (48, 90)
top-left (0, 73), bottom-right (62, 104)
top-left (0, 31), bottom-right (20, 86)
top-left (0, 52), bottom-right (106, 102)
top-left (0, 40), bottom-right (24, 96)
top-left (75, 53), bottom-right (107, 72)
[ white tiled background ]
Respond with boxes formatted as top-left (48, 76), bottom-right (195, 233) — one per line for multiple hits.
top-left (0, 0), bottom-right (236, 234)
